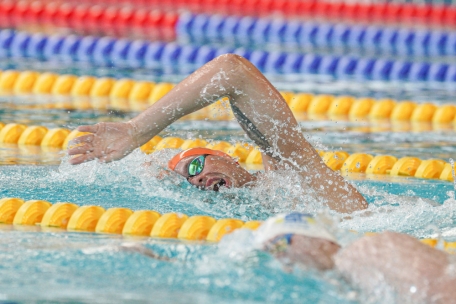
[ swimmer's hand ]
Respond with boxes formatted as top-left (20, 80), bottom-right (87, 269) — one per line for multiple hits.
top-left (68, 122), bottom-right (139, 165)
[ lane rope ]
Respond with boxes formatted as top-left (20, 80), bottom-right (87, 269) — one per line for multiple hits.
top-left (0, 197), bottom-right (455, 253)
top-left (0, 123), bottom-right (453, 182)
top-left (1, 69), bottom-right (456, 125)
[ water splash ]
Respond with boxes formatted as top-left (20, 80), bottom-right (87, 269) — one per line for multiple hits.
top-left (340, 185), bottom-right (456, 239)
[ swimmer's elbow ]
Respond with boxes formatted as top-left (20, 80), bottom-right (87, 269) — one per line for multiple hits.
top-left (213, 53), bottom-right (246, 67)
top-left (211, 54), bottom-right (252, 78)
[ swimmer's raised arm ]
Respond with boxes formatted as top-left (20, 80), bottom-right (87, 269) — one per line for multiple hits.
top-left (69, 54), bottom-right (366, 212)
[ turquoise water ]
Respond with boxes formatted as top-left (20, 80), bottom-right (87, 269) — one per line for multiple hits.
top-left (0, 228), bottom-right (356, 303)
top-left (0, 155), bottom-right (455, 303)
top-left (1, 84), bottom-right (456, 302)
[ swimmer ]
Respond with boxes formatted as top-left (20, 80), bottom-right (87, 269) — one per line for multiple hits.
top-left (68, 54), bottom-right (367, 213)
top-left (256, 212), bottom-right (456, 303)
top-left (72, 212), bottom-right (454, 303)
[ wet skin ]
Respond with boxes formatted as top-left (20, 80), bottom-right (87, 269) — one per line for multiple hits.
top-left (68, 54), bottom-right (368, 213)
top-left (173, 154), bottom-right (257, 191)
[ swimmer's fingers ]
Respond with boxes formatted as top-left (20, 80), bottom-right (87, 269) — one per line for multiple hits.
top-left (97, 153), bottom-right (118, 164)
top-left (68, 153), bottom-right (95, 165)
top-left (67, 144), bottom-right (94, 156)
top-left (68, 134), bottom-right (94, 147)
top-left (77, 124), bottom-right (99, 133)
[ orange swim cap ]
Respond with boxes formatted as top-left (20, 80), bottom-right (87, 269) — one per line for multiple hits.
top-left (168, 148), bottom-right (233, 171)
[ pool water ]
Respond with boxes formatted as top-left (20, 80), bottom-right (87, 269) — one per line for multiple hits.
top-left (1, 1), bottom-right (456, 301)
top-left (1, 53), bottom-right (456, 304)
top-left (0, 140), bottom-right (455, 303)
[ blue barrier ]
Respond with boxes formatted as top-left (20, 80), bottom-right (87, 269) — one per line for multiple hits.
top-left (0, 29), bottom-right (454, 83)
top-left (27, 33), bottom-right (47, 59)
top-left (76, 36), bottom-right (99, 63)
top-left (176, 13), bottom-right (456, 58)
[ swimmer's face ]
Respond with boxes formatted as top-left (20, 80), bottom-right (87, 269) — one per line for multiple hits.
top-left (173, 154), bottom-right (256, 191)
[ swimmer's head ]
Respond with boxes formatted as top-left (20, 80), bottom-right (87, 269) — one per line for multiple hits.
top-left (168, 148), bottom-right (256, 191)
top-left (254, 213), bottom-right (338, 246)
top-left (255, 213), bottom-right (340, 270)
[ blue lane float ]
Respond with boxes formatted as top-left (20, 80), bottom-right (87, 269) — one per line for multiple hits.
top-left (176, 13), bottom-right (456, 58)
top-left (0, 29), bottom-right (455, 83)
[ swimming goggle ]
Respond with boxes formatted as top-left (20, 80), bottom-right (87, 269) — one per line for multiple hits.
top-left (264, 234), bottom-right (293, 255)
top-left (168, 147), bottom-right (235, 172)
top-left (188, 155), bottom-right (206, 177)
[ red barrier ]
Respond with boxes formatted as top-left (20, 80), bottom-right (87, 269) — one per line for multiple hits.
top-left (1, 0), bottom-right (455, 37)
top-left (0, 0), bottom-right (178, 41)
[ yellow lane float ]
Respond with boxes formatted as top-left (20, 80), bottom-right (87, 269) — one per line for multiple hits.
top-left (18, 126), bottom-right (48, 145)
top-left (341, 153), bottom-right (374, 174)
top-left (32, 73), bottom-right (58, 94)
top-left (0, 197), bottom-right (455, 252)
top-left (179, 138), bottom-right (208, 150)
top-left (129, 81), bottom-right (155, 102)
top-left (369, 99), bottom-right (396, 119)
top-left (432, 105), bottom-right (456, 124)
top-left (322, 151), bottom-right (350, 171)
top-left (0, 198), bottom-right (25, 224)
top-left (122, 210), bottom-right (161, 236)
top-left (90, 78), bottom-right (115, 98)
top-left (245, 148), bottom-right (263, 165)
top-left (71, 76), bottom-right (96, 96)
top-left (0, 70), bottom-right (20, 92)
top-left (349, 98), bottom-right (375, 119)
top-left (40, 202), bottom-right (79, 229)
top-left (1, 69), bottom-right (455, 126)
top-left (289, 93), bottom-right (313, 113)
top-left (390, 101), bottom-right (416, 121)
top-left (150, 213), bottom-right (189, 238)
top-left (280, 91), bottom-right (294, 104)
top-left (242, 221), bottom-right (262, 230)
top-left (206, 140), bottom-right (232, 152)
top-left (153, 137), bottom-right (184, 151)
top-left (67, 206), bottom-right (106, 232)
top-left (0, 122), bottom-right (453, 182)
top-left (206, 218), bottom-right (245, 242)
top-left (13, 200), bottom-right (52, 225)
top-left (95, 208), bottom-right (134, 234)
top-left (365, 155), bottom-right (398, 175)
top-left (0, 123), bottom-right (27, 144)
top-left (51, 75), bottom-right (78, 95)
top-left (41, 128), bottom-right (71, 148)
top-left (390, 157), bottom-right (422, 176)
top-left (440, 164), bottom-right (454, 182)
top-left (140, 136), bottom-right (163, 154)
top-left (178, 215), bottom-right (217, 240)
top-left (414, 160), bottom-right (445, 179)
top-left (411, 103), bottom-right (437, 122)
top-left (13, 71), bottom-right (39, 94)
top-left (307, 94), bottom-right (334, 115)
top-left (328, 96), bottom-right (355, 116)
